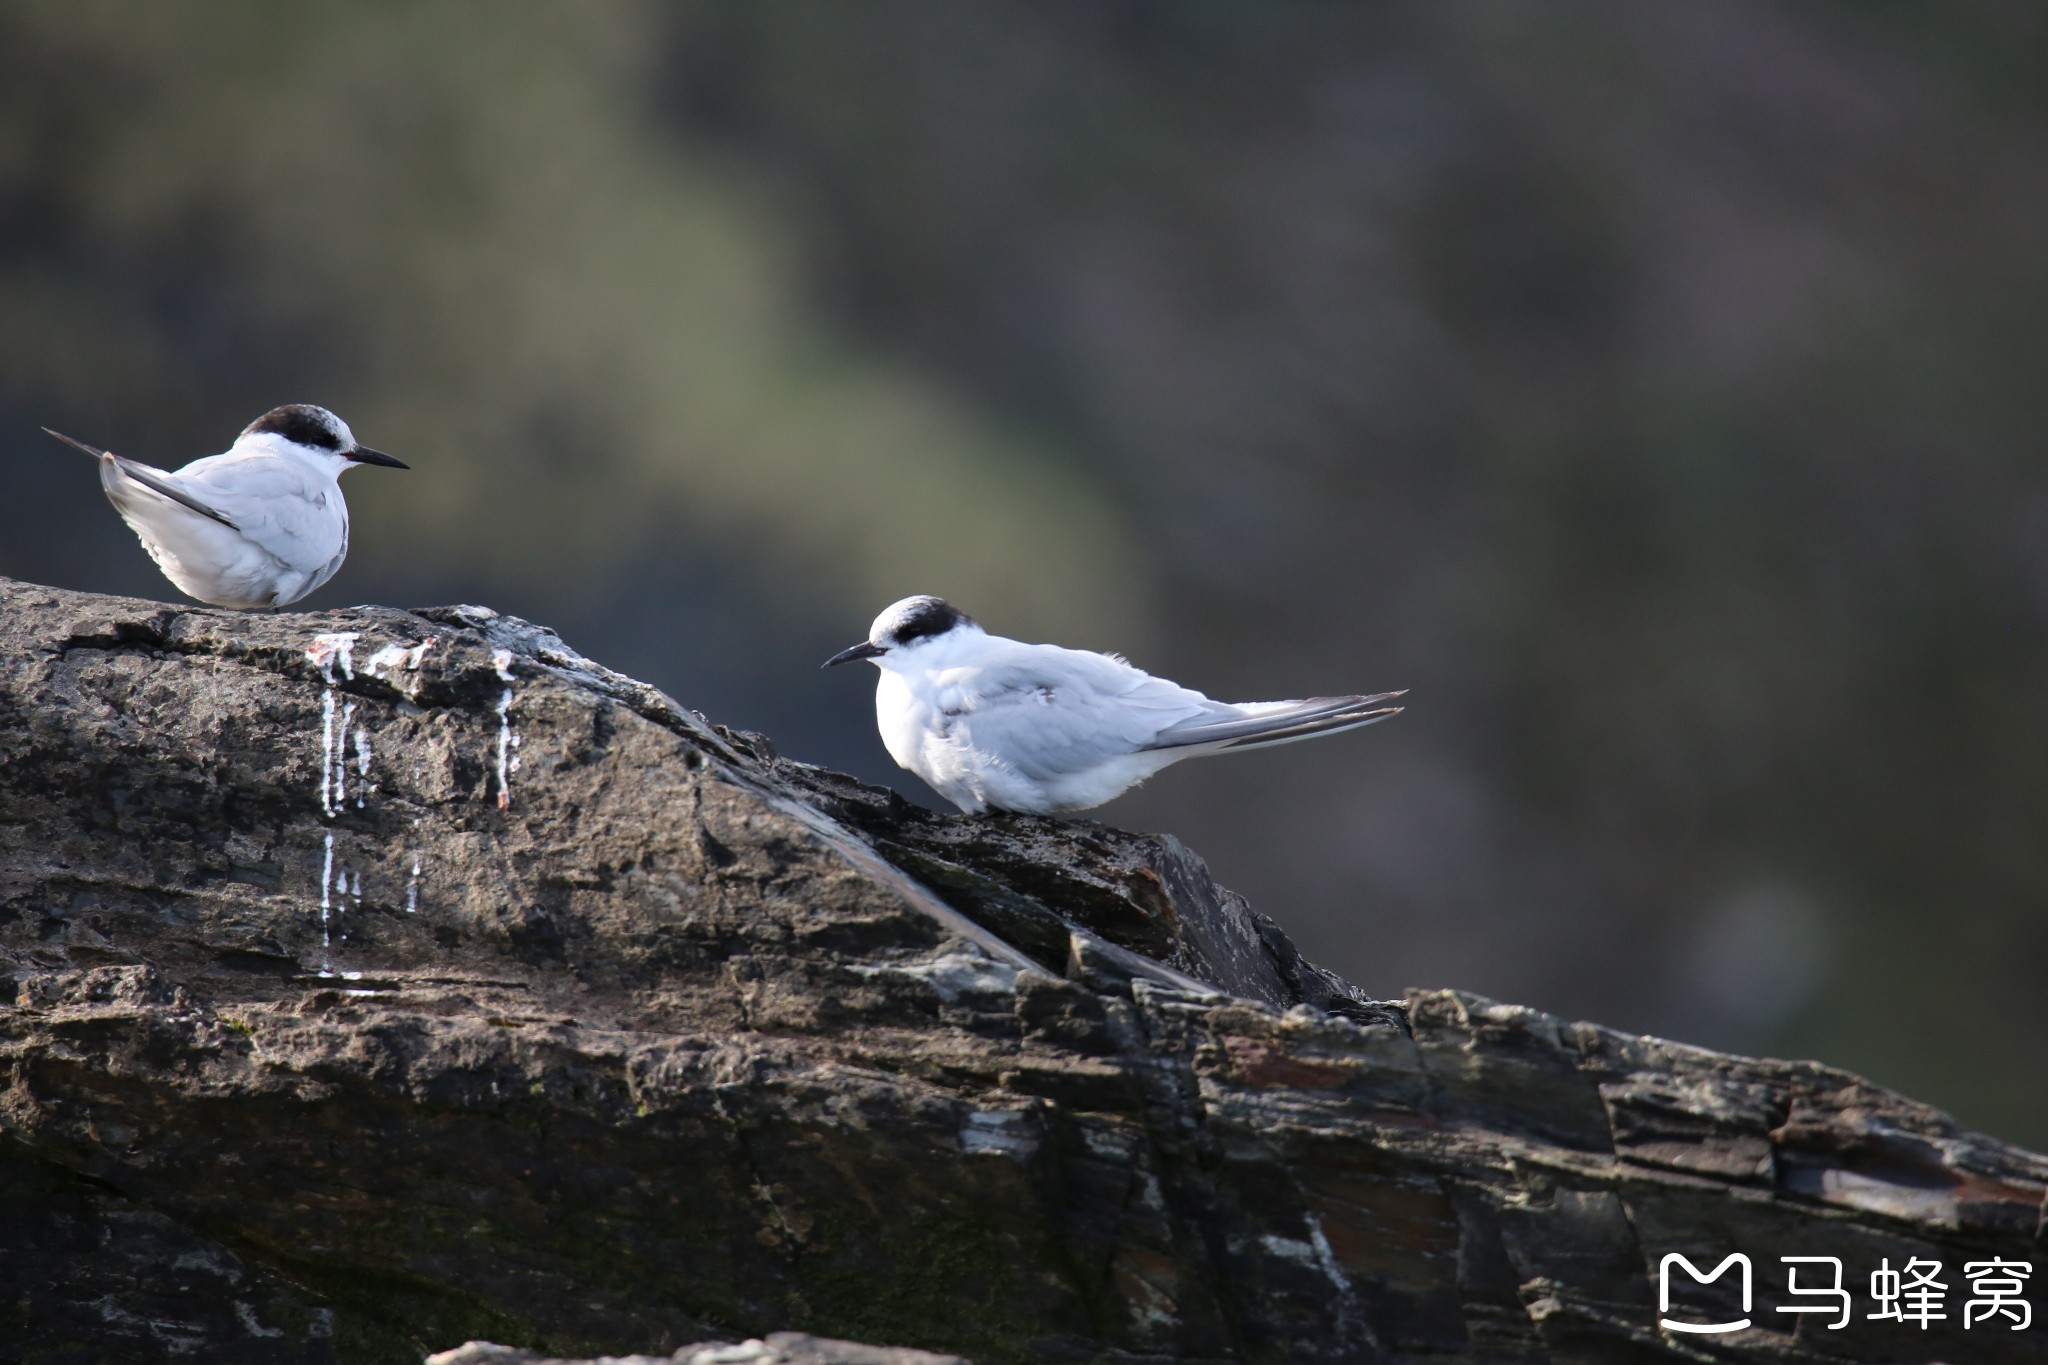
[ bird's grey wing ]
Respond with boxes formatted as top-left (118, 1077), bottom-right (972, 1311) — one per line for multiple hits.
top-left (44, 429), bottom-right (242, 530)
top-left (1144, 692), bottom-right (1407, 752)
top-left (178, 455), bottom-right (341, 566)
top-left (104, 455), bottom-right (243, 529)
top-left (938, 646), bottom-right (1211, 780)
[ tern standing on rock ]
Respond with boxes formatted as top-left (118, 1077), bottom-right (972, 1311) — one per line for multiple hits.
top-left (824, 595), bottom-right (1405, 815)
top-left (44, 404), bottom-right (407, 610)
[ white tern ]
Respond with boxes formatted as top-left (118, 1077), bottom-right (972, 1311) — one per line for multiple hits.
top-left (45, 404), bottom-right (407, 610)
top-left (824, 595), bottom-right (1405, 815)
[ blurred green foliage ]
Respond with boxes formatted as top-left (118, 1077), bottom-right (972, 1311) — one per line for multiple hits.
top-left (3, 1), bottom-right (2046, 1147)
top-left (0, 1), bottom-right (1147, 635)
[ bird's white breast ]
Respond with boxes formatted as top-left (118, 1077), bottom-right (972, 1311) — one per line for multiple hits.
top-left (874, 665), bottom-right (1000, 812)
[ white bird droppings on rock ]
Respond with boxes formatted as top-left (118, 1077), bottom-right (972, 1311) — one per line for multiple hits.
top-left (352, 725), bottom-right (372, 808)
top-left (319, 831), bottom-right (335, 971)
top-left (361, 636), bottom-right (436, 685)
top-left (492, 648), bottom-right (520, 810)
top-left (307, 632), bottom-right (358, 683)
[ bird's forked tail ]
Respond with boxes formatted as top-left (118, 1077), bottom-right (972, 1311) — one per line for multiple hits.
top-left (44, 427), bottom-right (240, 529)
top-left (1144, 691), bottom-right (1406, 753)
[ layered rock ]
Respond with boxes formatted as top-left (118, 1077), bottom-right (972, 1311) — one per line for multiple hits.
top-left (0, 578), bottom-right (2040, 1363)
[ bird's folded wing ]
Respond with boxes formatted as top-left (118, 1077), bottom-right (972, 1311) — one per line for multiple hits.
top-left (1143, 692), bottom-right (1406, 751)
top-left (934, 647), bottom-right (1211, 781)
top-left (105, 456), bottom-right (242, 530)
top-left (178, 455), bottom-right (342, 567)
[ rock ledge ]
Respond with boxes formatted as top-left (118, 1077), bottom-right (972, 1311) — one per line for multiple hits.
top-left (1, 579), bottom-right (2041, 1364)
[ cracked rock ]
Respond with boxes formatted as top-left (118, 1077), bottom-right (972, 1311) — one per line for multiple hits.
top-left (1, 578), bottom-right (2043, 1364)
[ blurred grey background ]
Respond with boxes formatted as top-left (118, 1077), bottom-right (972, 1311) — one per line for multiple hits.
top-left (4, 2), bottom-right (2045, 1145)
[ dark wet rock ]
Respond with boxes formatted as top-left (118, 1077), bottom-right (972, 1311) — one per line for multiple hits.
top-left (1, 577), bottom-right (2043, 1364)
top-left (732, 732), bottom-right (1406, 1030)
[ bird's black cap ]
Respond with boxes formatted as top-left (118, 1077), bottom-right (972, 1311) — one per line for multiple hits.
top-left (877, 596), bottom-right (975, 648)
top-left (244, 404), bottom-right (348, 451)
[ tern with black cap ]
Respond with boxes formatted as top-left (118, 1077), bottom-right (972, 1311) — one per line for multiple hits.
top-left (44, 403), bottom-right (408, 610)
top-left (825, 594), bottom-right (1405, 815)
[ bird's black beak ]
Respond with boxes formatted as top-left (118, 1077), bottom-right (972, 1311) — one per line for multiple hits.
top-left (822, 641), bottom-right (886, 669)
top-left (347, 446), bottom-right (409, 469)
